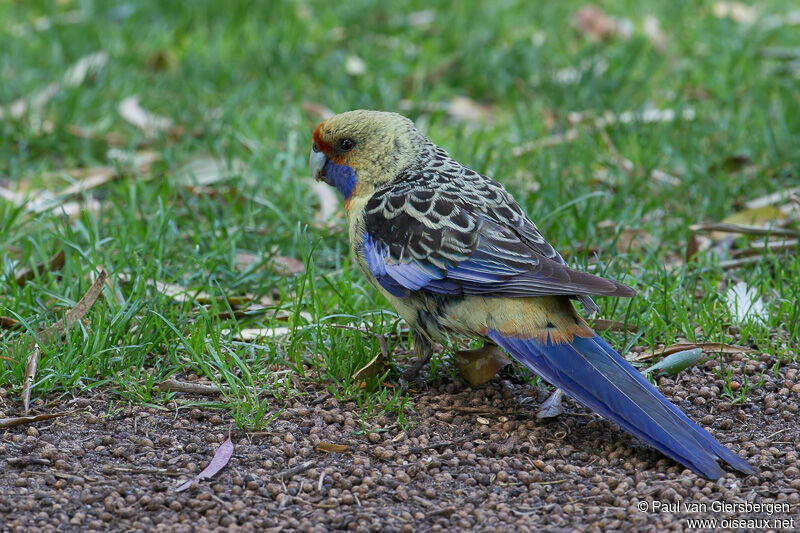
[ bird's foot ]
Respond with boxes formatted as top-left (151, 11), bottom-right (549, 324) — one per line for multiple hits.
top-left (398, 331), bottom-right (434, 387)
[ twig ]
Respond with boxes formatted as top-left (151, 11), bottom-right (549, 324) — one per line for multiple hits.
top-left (719, 256), bottom-right (780, 270)
top-left (690, 223), bottom-right (800, 238)
top-left (402, 434), bottom-right (475, 455)
top-left (275, 460), bottom-right (315, 480)
top-left (157, 378), bottom-right (221, 395)
top-left (590, 319), bottom-right (637, 333)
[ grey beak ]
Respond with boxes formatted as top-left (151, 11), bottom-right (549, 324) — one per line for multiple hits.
top-left (309, 149), bottom-right (328, 182)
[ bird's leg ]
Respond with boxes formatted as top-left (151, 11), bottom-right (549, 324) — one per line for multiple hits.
top-left (454, 342), bottom-right (511, 387)
top-left (400, 330), bottom-right (434, 382)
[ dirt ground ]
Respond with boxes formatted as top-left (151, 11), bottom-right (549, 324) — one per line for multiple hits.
top-left (1, 350), bottom-right (799, 532)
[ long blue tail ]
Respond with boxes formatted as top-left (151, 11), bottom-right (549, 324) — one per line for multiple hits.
top-left (487, 330), bottom-right (754, 479)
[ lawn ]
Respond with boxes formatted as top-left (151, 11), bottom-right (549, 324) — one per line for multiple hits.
top-left (2, 0), bottom-right (799, 432)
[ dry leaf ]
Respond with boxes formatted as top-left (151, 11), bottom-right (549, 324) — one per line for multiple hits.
top-left (345, 55), bottom-right (367, 76)
top-left (0, 52), bottom-right (106, 122)
top-left (643, 348), bottom-right (704, 376)
top-left (537, 389), bottom-right (564, 419)
top-left (630, 342), bottom-right (755, 362)
top-left (712, 2), bottom-right (757, 24)
top-left (408, 10), bottom-right (435, 28)
top-left (513, 107), bottom-right (695, 156)
top-left (455, 344), bottom-right (511, 387)
top-left (306, 178), bottom-right (339, 226)
top-left (38, 268), bottom-right (108, 345)
top-left (746, 187), bottom-right (800, 209)
top-left (269, 256), bottom-right (305, 275)
top-left (63, 52), bottom-right (108, 87)
top-left (726, 281), bottom-right (768, 324)
top-left (317, 442), bottom-right (349, 453)
top-left (22, 346), bottom-right (40, 415)
top-left (642, 15), bottom-right (667, 51)
top-left (18, 269), bottom-right (106, 412)
top-left (119, 276), bottom-right (251, 306)
top-left (0, 411), bottom-right (71, 428)
top-left (226, 327), bottom-right (291, 341)
top-left (302, 101), bottom-right (334, 120)
top-left (118, 95), bottom-right (174, 136)
top-left (15, 250), bottom-right (66, 287)
top-left (176, 428), bottom-right (234, 492)
top-left (353, 351), bottom-right (386, 382)
top-left (573, 5), bottom-right (632, 42)
top-left (446, 96), bottom-right (494, 124)
top-left (172, 156), bottom-right (245, 186)
top-left (0, 316), bottom-right (21, 330)
top-left (761, 10), bottom-right (800, 30)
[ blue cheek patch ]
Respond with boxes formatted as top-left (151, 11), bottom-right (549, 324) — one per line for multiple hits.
top-left (324, 160), bottom-right (357, 199)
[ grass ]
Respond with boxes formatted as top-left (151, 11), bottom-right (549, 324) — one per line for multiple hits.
top-left (1, 0), bottom-right (799, 428)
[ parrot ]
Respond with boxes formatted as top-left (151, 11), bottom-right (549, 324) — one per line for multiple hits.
top-left (308, 109), bottom-right (754, 480)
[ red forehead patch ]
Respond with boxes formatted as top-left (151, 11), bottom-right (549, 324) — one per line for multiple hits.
top-left (312, 122), bottom-right (332, 155)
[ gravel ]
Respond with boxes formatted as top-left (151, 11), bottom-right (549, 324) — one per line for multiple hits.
top-left (1, 352), bottom-right (798, 531)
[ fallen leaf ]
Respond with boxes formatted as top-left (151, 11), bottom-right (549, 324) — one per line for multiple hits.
top-left (745, 186), bottom-right (800, 209)
top-left (118, 95), bottom-right (174, 136)
top-left (353, 351), bottom-right (386, 382)
top-left (317, 442), bottom-right (349, 453)
top-left (573, 5), bottom-right (632, 42)
top-left (721, 205), bottom-right (786, 226)
top-left (734, 238), bottom-right (799, 257)
top-left (302, 101), bottom-right (334, 120)
top-left (345, 55), bottom-right (367, 76)
top-left (537, 389), bottom-right (565, 419)
top-left (176, 427), bottom-right (234, 492)
top-left (408, 10), bottom-right (435, 29)
top-left (726, 281), bottom-right (768, 324)
top-left (513, 107), bottom-right (695, 156)
top-left (643, 348), bottom-right (704, 376)
top-left (761, 10), bottom-right (800, 30)
top-left (63, 51), bottom-right (108, 87)
top-left (630, 342), bottom-right (755, 362)
top-left (455, 344), bottom-right (510, 387)
top-left (119, 276), bottom-right (249, 306)
top-left (642, 15), bottom-right (667, 51)
top-left (38, 268), bottom-right (108, 345)
top-left (225, 327), bottom-right (291, 341)
top-left (0, 316), bottom-right (21, 330)
top-left (616, 228), bottom-right (654, 254)
top-left (712, 2), bottom-right (757, 24)
top-left (172, 156), bottom-right (245, 186)
top-left (15, 250), bottom-right (66, 287)
top-left (306, 178), bottom-right (339, 226)
top-left (0, 411), bottom-right (71, 428)
top-left (0, 51), bottom-right (106, 122)
top-left (269, 256), bottom-right (305, 275)
top-left (21, 345), bottom-right (40, 415)
top-left (446, 96), bottom-right (494, 124)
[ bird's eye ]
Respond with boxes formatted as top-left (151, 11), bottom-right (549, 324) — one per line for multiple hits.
top-left (338, 138), bottom-right (356, 152)
top-left (312, 143), bottom-right (321, 153)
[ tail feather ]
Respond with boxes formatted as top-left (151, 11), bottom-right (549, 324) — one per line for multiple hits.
top-left (487, 330), bottom-right (754, 479)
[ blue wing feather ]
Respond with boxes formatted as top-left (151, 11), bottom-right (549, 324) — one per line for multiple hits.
top-left (487, 330), bottom-right (754, 479)
top-left (362, 228), bottom-right (602, 298)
